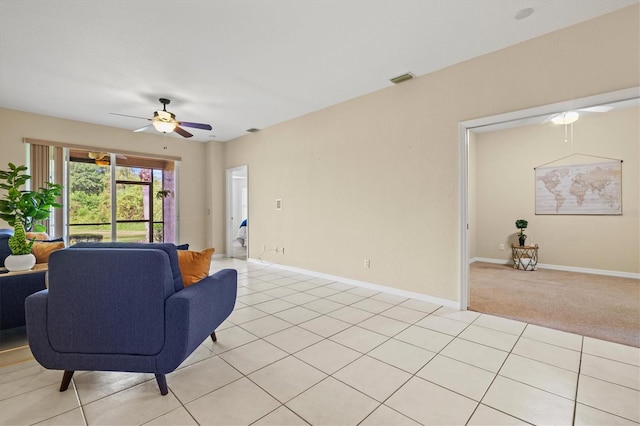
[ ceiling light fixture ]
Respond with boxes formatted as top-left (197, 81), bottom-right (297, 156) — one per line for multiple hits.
top-left (152, 120), bottom-right (176, 133)
top-left (515, 8), bottom-right (534, 20)
top-left (95, 159), bottom-right (110, 167)
top-left (551, 111), bottom-right (579, 125)
top-left (246, 128), bottom-right (260, 133)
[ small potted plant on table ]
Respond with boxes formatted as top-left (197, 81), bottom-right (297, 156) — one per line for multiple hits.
top-left (515, 219), bottom-right (528, 246)
top-left (5, 219), bottom-right (36, 271)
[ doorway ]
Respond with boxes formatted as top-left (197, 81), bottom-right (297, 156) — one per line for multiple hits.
top-left (226, 165), bottom-right (248, 260)
top-left (459, 87), bottom-right (639, 310)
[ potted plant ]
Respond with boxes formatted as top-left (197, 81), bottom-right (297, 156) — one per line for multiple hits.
top-left (0, 163), bottom-right (63, 270)
top-left (5, 219), bottom-right (36, 271)
top-left (0, 163), bottom-right (63, 232)
top-left (515, 219), bottom-right (528, 246)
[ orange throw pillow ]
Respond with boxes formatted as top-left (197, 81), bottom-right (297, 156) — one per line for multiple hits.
top-left (31, 241), bottom-right (65, 263)
top-left (26, 232), bottom-right (51, 241)
top-left (176, 248), bottom-right (215, 287)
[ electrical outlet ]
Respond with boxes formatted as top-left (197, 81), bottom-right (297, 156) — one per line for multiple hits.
top-left (364, 259), bottom-right (370, 268)
top-left (275, 246), bottom-right (279, 254)
top-left (281, 247), bottom-right (285, 255)
top-left (499, 243), bottom-right (505, 250)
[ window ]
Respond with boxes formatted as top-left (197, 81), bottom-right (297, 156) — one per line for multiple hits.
top-left (67, 150), bottom-right (177, 244)
top-left (24, 139), bottom-right (179, 245)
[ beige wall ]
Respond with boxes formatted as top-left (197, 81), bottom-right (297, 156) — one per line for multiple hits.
top-left (224, 6), bottom-right (640, 302)
top-left (205, 140), bottom-right (227, 251)
top-left (474, 107), bottom-right (639, 273)
top-left (0, 6), bottom-right (638, 302)
top-left (0, 108), bottom-right (221, 251)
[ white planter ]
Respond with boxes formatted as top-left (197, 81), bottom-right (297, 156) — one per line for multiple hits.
top-left (5, 253), bottom-right (36, 272)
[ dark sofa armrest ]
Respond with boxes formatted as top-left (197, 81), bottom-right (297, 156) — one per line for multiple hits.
top-left (25, 290), bottom-right (53, 365)
top-left (157, 269), bottom-right (237, 372)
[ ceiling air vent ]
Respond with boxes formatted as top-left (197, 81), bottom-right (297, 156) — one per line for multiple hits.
top-left (246, 128), bottom-right (260, 133)
top-left (390, 72), bottom-right (414, 84)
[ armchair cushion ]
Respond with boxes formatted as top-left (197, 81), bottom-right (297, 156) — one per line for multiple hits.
top-left (71, 242), bottom-right (184, 292)
top-left (177, 247), bottom-right (215, 287)
top-left (47, 248), bottom-right (174, 355)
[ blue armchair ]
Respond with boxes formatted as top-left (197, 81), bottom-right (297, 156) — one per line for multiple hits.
top-left (25, 243), bottom-right (237, 395)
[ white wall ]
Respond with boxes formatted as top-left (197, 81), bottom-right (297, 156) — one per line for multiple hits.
top-left (469, 131), bottom-right (477, 260)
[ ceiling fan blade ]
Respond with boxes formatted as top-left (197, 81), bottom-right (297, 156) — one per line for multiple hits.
top-left (134, 124), bottom-right (152, 133)
top-left (110, 112), bottom-right (152, 121)
top-left (540, 114), bottom-right (555, 124)
top-left (178, 121), bottom-right (213, 130)
top-left (178, 121), bottom-right (213, 131)
top-left (577, 105), bottom-right (614, 113)
top-left (173, 126), bottom-right (193, 138)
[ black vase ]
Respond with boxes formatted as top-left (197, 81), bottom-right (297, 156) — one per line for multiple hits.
top-left (519, 237), bottom-right (526, 246)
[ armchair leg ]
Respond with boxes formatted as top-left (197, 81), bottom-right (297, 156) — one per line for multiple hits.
top-left (60, 370), bottom-right (75, 392)
top-left (155, 374), bottom-right (168, 395)
top-left (210, 331), bottom-right (217, 342)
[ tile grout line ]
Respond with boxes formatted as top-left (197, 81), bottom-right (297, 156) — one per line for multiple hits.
top-left (71, 377), bottom-right (89, 426)
top-left (230, 282), bottom-right (429, 425)
top-left (469, 321), bottom-right (533, 425)
top-left (572, 336), bottom-right (585, 426)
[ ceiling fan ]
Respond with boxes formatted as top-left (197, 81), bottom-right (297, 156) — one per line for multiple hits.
top-left (87, 152), bottom-right (126, 166)
top-left (543, 105), bottom-right (614, 125)
top-left (111, 98), bottom-right (212, 138)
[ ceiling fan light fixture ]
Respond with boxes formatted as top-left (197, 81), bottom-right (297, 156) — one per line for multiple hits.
top-left (551, 111), bottom-right (579, 125)
top-left (152, 120), bottom-right (176, 133)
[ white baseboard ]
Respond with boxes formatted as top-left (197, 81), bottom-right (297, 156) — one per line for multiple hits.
top-left (470, 257), bottom-right (640, 279)
top-left (247, 258), bottom-right (459, 309)
top-left (471, 257), bottom-right (510, 265)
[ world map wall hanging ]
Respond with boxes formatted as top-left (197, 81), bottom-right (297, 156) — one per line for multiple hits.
top-left (534, 155), bottom-right (622, 215)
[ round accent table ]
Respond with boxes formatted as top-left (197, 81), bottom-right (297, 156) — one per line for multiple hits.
top-left (511, 244), bottom-right (539, 271)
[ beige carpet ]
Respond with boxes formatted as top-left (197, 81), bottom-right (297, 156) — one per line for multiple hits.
top-left (469, 262), bottom-right (640, 348)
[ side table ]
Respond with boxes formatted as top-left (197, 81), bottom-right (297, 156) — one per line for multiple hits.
top-left (511, 244), bottom-right (539, 271)
top-left (0, 264), bottom-right (48, 330)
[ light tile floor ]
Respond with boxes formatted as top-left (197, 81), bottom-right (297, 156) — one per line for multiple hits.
top-left (1, 258), bottom-right (639, 425)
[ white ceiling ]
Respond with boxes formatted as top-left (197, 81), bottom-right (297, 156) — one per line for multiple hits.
top-left (0, 0), bottom-right (637, 142)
